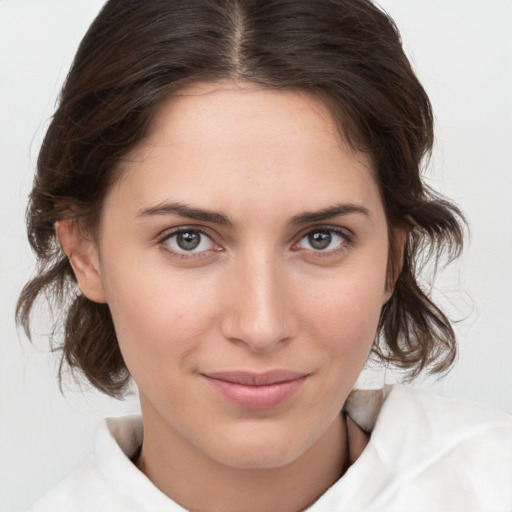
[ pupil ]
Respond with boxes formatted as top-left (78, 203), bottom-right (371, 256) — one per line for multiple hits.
top-left (309, 231), bottom-right (331, 250)
top-left (177, 232), bottom-right (200, 250)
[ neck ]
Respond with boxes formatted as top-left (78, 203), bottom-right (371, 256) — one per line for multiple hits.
top-left (136, 408), bottom-right (349, 512)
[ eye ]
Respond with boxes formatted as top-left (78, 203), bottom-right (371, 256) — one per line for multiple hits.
top-left (161, 229), bottom-right (217, 255)
top-left (295, 228), bottom-right (349, 252)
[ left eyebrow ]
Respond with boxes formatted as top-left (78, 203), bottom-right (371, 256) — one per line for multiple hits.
top-left (289, 203), bottom-right (371, 226)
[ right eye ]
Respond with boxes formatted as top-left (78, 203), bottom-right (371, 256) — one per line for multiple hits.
top-left (160, 228), bottom-right (218, 257)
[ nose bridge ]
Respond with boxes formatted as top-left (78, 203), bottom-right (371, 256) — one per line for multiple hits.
top-left (222, 247), bottom-right (294, 351)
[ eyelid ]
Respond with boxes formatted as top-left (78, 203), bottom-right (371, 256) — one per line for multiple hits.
top-left (155, 223), bottom-right (355, 261)
top-left (157, 226), bottom-right (222, 259)
top-left (157, 224), bottom-right (216, 242)
top-left (293, 225), bottom-right (354, 244)
top-left (291, 225), bottom-right (355, 255)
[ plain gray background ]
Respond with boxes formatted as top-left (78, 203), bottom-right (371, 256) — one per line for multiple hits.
top-left (1, 1), bottom-right (511, 510)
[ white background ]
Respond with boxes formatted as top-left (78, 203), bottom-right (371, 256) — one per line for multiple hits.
top-left (1, 1), bottom-right (511, 510)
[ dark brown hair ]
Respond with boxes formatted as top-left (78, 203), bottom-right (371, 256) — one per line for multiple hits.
top-left (17, 0), bottom-right (464, 397)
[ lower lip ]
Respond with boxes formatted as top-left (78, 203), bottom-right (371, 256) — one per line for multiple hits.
top-left (203, 376), bottom-right (307, 410)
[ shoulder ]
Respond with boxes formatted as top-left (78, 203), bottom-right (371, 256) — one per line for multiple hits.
top-left (347, 383), bottom-right (512, 429)
top-left (336, 385), bottom-right (512, 511)
top-left (376, 384), bottom-right (512, 451)
top-left (29, 458), bottom-right (110, 512)
top-left (359, 384), bottom-right (512, 469)
top-left (29, 415), bottom-right (180, 512)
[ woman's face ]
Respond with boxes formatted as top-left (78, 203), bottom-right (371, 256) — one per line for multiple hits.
top-left (92, 82), bottom-right (395, 469)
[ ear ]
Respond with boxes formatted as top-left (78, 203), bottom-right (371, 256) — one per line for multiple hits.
top-left (383, 226), bottom-right (409, 303)
top-left (56, 220), bottom-right (107, 303)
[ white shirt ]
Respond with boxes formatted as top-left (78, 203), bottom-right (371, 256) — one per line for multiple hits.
top-left (30, 385), bottom-right (512, 511)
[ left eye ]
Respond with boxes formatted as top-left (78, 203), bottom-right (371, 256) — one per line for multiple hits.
top-left (296, 229), bottom-right (347, 251)
top-left (162, 229), bottom-right (215, 253)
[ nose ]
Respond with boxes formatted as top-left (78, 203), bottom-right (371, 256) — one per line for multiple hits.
top-left (220, 252), bottom-right (297, 353)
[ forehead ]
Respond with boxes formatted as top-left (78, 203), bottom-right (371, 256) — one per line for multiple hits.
top-left (111, 82), bottom-right (382, 221)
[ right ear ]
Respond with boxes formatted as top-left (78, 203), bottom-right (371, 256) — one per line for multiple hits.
top-left (56, 220), bottom-right (107, 303)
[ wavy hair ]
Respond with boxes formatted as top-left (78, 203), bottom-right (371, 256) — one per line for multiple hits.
top-left (17, 0), bottom-right (465, 397)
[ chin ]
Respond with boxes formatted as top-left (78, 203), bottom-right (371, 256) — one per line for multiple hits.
top-left (210, 445), bottom-right (304, 471)
top-left (202, 422), bottom-right (312, 470)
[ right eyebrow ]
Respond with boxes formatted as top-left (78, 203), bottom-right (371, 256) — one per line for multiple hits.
top-left (136, 201), bottom-right (234, 228)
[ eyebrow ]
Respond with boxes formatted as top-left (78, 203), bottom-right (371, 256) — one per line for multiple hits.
top-left (289, 203), bottom-right (371, 225)
top-left (137, 202), bottom-right (234, 227)
top-left (136, 201), bottom-right (370, 227)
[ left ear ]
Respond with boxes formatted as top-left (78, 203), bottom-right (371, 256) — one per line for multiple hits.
top-left (383, 226), bottom-right (409, 303)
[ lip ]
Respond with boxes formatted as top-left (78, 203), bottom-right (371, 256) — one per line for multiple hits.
top-left (202, 370), bottom-right (309, 410)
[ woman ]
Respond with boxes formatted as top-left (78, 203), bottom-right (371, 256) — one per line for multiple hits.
top-left (16, 0), bottom-right (512, 510)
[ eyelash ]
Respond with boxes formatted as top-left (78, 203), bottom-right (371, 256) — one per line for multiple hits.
top-left (158, 227), bottom-right (219, 260)
top-left (157, 226), bottom-right (354, 261)
top-left (292, 227), bottom-right (353, 259)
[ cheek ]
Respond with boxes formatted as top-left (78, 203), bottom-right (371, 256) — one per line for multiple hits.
top-left (101, 260), bottom-right (220, 374)
top-left (298, 262), bottom-right (387, 364)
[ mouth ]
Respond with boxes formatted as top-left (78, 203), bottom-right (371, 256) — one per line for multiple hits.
top-left (201, 370), bottom-right (309, 410)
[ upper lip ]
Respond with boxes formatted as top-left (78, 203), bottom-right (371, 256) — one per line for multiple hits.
top-left (202, 370), bottom-right (309, 386)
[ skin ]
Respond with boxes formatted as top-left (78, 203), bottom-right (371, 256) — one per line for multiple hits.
top-left (58, 81), bottom-right (404, 512)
